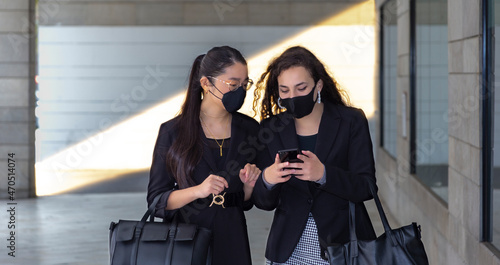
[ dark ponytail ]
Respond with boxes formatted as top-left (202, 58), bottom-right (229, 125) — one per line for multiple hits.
top-left (166, 46), bottom-right (247, 188)
top-left (166, 55), bottom-right (204, 188)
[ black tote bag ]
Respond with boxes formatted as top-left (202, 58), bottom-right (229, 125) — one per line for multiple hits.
top-left (109, 194), bottom-right (212, 265)
top-left (326, 180), bottom-right (429, 265)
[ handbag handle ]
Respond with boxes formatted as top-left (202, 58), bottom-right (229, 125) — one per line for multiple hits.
top-left (130, 193), bottom-right (179, 265)
top-left (165, 213), bottom-right (179, 264)
top-left (367, 178), bottom-right (398, 246)
top-left (348, 178), bottom-right (398, 258)
top-left (143, 193), bottom-right (164, 223)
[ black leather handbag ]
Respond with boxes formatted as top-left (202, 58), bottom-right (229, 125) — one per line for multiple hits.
top-left (109, 194), bottom-right (212, 265)
top-left (326, 180), bottom-right (429, 265)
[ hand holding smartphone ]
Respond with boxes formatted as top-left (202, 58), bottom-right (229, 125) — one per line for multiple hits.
top-left (277, 148), bottom-right (304, 177)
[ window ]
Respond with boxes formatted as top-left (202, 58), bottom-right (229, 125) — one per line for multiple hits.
top-left (413, 0), bottom-right (449, 202)
top-left (493, 0), bottom-right (500, 247)
top-left (484, 0), bottom-right (500, 248)
top-left (380, 0), bottom-right (398, 157)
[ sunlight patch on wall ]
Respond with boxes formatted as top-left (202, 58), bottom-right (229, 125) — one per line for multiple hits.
top-left (35, 1), bottom-right (375, 196)
top-left (35, 92), bottom-right (185, 195)
top-left (320, 0), bottom-right (375, 25)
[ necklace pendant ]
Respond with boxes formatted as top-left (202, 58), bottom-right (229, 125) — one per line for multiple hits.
top-left (220, 146), bottom-right (223, 156)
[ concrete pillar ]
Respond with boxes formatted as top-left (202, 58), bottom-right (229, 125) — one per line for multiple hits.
top-left (0, 0), bottom-right (36, 199)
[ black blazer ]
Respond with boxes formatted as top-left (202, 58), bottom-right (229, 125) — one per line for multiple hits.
top-left (253, 101), bottom-right (377, 263)
top-left (147, 112), bottom-right (262, 265)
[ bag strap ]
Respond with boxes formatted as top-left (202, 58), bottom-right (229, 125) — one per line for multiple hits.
top-left (348, 202), bottom-right (358, 258)
top-left (142, 193), bottom-right (163, 223)
top-left (164, 212), bottom-right (179, 265)
top-left (130, 193), bottom-right (165, 265)
top-left (365, 178), bottom-right (398, 246)
top-left (347, 178), bottom-right (398, 260)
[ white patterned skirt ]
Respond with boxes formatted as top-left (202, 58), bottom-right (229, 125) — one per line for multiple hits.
top-left (266, 213), bottom-right (329, 265)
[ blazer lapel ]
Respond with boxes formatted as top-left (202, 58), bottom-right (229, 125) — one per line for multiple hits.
top-left (226, 114), bottom-right (244, 161)
top-left (315, 103), bottom-right (341, 163)
top-left (278, 113), bottom-right (300, 151)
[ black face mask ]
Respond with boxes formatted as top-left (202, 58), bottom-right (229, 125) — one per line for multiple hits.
top-left (280, 83), bottom-right (317, 119)
top-left (209, 85), bottom-right (247, 113)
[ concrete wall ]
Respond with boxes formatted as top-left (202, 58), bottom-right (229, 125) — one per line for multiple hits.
top-left (38, 0), bottom-right (372, 26)
top-left (0, 0), bottom-right (36, 199)
top-left (374, 0), bottom-right (500, 264)
top-left (31, 0), bottom-right (377, 195)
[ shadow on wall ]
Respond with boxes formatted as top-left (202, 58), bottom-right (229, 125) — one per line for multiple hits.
top-left (35, 0), bottom-right (377, 196)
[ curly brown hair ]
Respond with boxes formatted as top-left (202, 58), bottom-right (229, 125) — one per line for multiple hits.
top-left (252, 46), bottom-right (349, 120)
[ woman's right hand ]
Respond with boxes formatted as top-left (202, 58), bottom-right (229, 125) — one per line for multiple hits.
top-left (195, 174), bottom-right (229, 199)
top-left (263, 154), bottom-right (295, 185)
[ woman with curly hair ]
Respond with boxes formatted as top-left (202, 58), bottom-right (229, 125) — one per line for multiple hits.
top-left (252, 46), bottom-right (377, 264)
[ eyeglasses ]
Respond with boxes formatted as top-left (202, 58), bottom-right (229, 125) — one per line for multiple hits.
top-left (208, 76), bottom-right (254, 91)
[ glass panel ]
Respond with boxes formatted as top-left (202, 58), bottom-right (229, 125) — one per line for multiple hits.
top-left (382, 0), bottom-right (398, 157)
top-left (492, 0), bottom-right (500, 249)
top-left (415, 0), bottom-right (449, 202)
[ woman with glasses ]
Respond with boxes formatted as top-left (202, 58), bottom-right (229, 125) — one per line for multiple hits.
top-left (147, 46), bottom-right (261, 265)
top-left (252, 46), bottom-right (377, 264)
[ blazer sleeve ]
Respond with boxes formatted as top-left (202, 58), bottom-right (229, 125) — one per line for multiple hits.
top-left (251, 118), bottom-right (282, 211)
top-left (147, 122), bottom-right (178, 219)
top-left (235, 114), bottom-right (266, 211)
top-left (252, 172), bottom-right (282, 211)
top-left (318, 109), bottom-right (376, 203)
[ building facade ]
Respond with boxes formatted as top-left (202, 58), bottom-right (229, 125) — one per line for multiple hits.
top-left (375, 0), bottom-right (500, 264)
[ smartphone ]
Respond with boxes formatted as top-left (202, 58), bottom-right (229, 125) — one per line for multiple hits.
top-left (277, 148), bottom-right (303, 177)
top-left (278, 148), bottom-right (303, 164)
